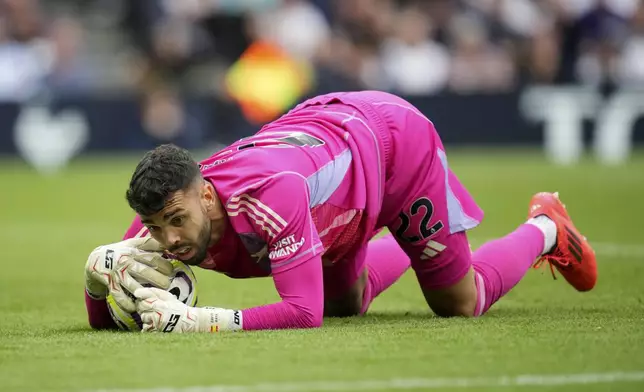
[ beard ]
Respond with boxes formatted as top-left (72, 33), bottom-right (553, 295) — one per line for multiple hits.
top-left (181, 219), bottom-right (212, 266)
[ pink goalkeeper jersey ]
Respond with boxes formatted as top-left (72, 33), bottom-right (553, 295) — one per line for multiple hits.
top-left (197, 94), bottom-right (388, 279)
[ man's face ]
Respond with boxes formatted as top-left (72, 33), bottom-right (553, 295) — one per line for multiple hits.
top-left (140, 181), bottom-right (221, 265)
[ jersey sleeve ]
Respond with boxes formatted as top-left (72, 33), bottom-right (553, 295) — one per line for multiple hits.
top-left (122, 215), bottom-right (149, 240)
top-left (241, 252), bottom-right (324, 330)
top-left (226, 172), bottom-right (323, 275)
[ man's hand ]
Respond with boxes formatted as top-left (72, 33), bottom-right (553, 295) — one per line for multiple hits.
top-left (135, 287), bottom-right (243, 333)
top-left (84, 237), bottom-right (173, 312)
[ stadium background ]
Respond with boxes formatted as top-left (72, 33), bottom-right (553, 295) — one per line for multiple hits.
top-left (1, 1), bottom-right (643, 391)
top-left (2, 0), bottom-right (644, 162)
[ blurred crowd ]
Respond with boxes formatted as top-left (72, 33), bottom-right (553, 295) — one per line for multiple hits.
top-left (2, 0), bottom-right (644, 101)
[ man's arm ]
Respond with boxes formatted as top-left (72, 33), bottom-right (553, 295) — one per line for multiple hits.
top-left (84, 217), bottom-right (150, 330)
top-left (241, 252), bottom-right (324, 330)
top-left (84, 292), bottom-right (116, 330)
top-left (235, 172), bottom-right (325, 330)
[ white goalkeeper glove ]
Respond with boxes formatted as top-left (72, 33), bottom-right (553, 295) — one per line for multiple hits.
top-left (84, 237), bottom-right (173, 312)
top-left (135, 287), bottom-right (243, 333)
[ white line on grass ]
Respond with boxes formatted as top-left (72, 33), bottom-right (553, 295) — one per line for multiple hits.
top-left (93, 371), bottom-right (644, 392)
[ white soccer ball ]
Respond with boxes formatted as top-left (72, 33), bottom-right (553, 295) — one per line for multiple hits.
top-left (106, 259), bottom-right (199, 331)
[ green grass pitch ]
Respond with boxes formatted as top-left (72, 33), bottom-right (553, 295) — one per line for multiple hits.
top-left (1, 148), bottom-right (643, 392)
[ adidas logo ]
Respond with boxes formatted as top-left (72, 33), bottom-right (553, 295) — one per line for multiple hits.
top-left (566, 226), bottom-right (583, 263)
top-left (420, 240), bottom-right (447, 260)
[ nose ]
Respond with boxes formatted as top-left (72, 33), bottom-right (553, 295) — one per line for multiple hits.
top-left (164, 228), bottom-right (182, 248)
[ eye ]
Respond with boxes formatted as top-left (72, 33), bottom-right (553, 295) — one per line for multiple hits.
top-left (171, 216), bottom-right (185, 226)
top-left (147, 226), bottom-right (160, 234)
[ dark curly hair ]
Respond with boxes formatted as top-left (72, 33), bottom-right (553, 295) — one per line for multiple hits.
top-left (126, 144), bottom-right (202, 216)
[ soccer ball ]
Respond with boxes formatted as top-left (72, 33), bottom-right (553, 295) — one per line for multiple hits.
top-left (106, 259), bottom-right (198, 331)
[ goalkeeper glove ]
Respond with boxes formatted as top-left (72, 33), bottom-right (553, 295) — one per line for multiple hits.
top-left (135, 287), bottom-right (243, 333)
top-left (84, 237), bottom-right (173, 312)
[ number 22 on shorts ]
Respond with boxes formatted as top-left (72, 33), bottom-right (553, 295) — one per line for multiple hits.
top-left (394, 197), bottom-right (445, 243)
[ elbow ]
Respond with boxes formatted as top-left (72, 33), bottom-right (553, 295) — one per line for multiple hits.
top-left (292, 303), bottom-right (323, 329)
top-left (88, 318), bottom-right (99, 330)
top-left (88, 322), bottom-right (103, 330)
top-left (304, 311), bottom-right (323, 329)
top-left (85, 291), bottom-right (117, 330)
top-left (301, 313), bottom-right (323, 329)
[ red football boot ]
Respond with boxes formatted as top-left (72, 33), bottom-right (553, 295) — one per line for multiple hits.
top-left (528, 192), bottom-right (597, 291)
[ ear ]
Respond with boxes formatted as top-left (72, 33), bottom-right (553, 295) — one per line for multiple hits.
top-left (201, 180), bottom-right (226, 219)
top-left (201, 180), bottom-right (216, 211)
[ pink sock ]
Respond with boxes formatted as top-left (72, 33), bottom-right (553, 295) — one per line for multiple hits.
top-left (472, 224), bottom-right (544, 316)
top-left (360, 235), bottom-right (411, 314)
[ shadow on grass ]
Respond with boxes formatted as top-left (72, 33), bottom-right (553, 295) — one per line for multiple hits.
top-left (323, 311), bottom-right (437, 328)
top-left (323, 305), bottom-right (618, 326)
top-left (1, 306), bottom-right (617, 341)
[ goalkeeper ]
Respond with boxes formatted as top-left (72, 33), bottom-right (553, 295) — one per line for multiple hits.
top-left (85, 91), bottom-right (597, 333)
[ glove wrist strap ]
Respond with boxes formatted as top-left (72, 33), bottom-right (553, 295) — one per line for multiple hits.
top-left (199, 307), bottom-right (243, 332)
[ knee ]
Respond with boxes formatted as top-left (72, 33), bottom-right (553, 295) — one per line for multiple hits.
top-left (423, 288), bottom-right (479, 318)
top-left (421, 266), bottom-right (480, 318)
top-left (324, 295), bottom-right (363, 318)
top-left (324, 268), bottom-right (368, 317)
top-left (431, 299), bottom-right (478, 318)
